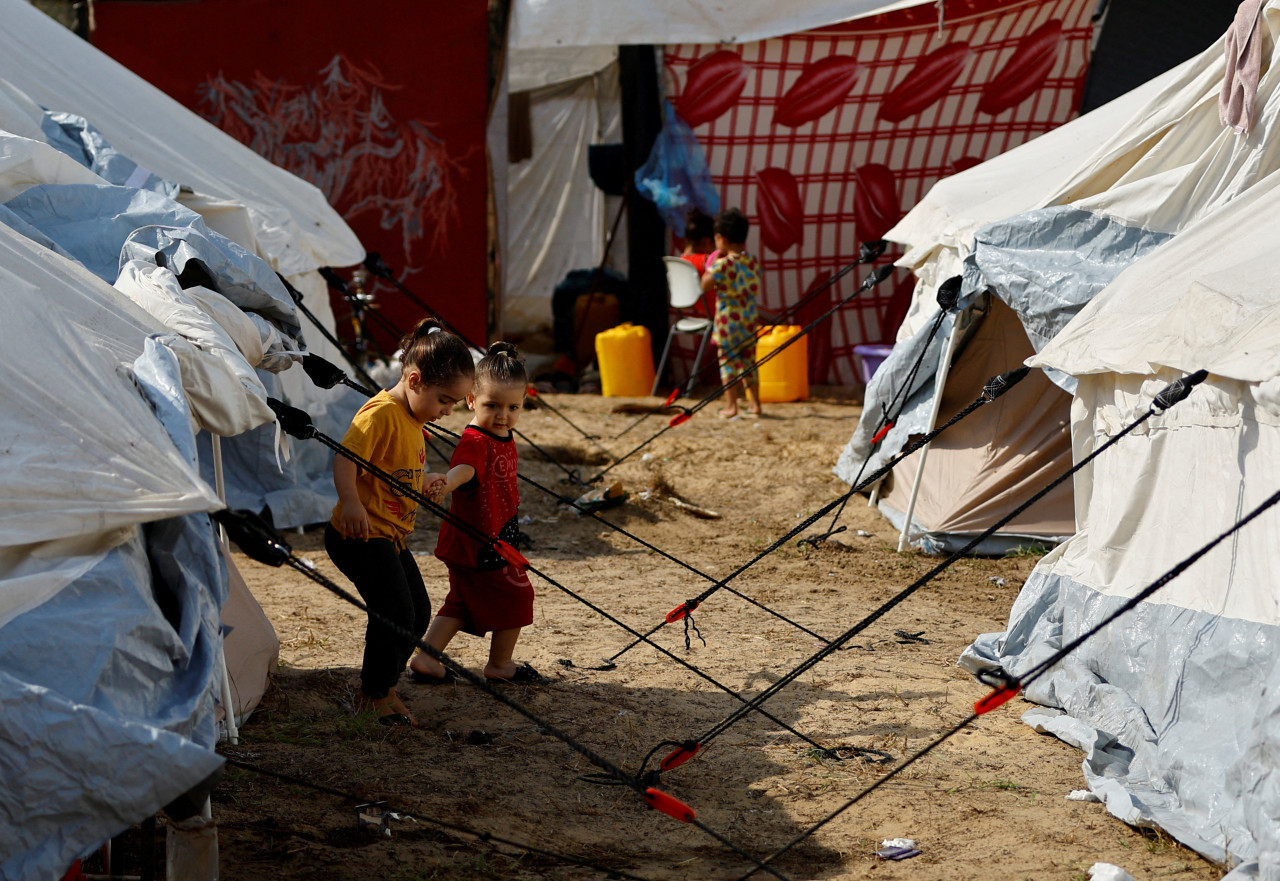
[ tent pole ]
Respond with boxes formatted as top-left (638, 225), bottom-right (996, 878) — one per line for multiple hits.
top-left (896, 317), bottom-right (962, 553)
top-left (210, 436), bottom-right (240, 746)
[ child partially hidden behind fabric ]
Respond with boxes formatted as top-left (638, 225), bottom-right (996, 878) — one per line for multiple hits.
top-left (702, 207), bottom-right (763, 419)
top-left (408, 342), bottom-right (545, 686)
top-left (325, 319), bottom-right (474, 727)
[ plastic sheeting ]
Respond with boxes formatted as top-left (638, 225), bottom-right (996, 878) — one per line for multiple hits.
top-left (41, 109), bottom-right (179, 198)
top-left (113, 261), bottom-right (275, 436)
top-left (0, 0), bottom-right (363, 275)
top-left (509, 0), bottom-right (930, 49)
top-left (1, 314), bottom-right (228, 879)
top-left (0, 233), bottom-right (218, 567)
top-left (1025, 173), bottom-right (1280, 385)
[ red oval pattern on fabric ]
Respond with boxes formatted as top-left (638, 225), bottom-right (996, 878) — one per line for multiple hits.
top-left (853, 163), bottom-right (901, 244)
top-left (774, 55), bottom-right (863, 128)
top-left (755, 167), bottom-right (804, 254)
top-left (878, 42), bottom-right (972, 124)
top-left (977, 20), bottom-right (1064, 116)
top-left (675, 50), bottom-right (748, 128)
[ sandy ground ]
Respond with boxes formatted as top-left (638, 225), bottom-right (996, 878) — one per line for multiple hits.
top-left (214, 389), bottom-right (1221, 881)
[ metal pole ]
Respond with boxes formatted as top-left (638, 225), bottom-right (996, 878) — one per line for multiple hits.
top-left (210, 436), bottom-right (239, 745)
top-left (896, 317), bottom-right (963, 553)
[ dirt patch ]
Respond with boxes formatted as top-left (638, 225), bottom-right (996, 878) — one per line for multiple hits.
top-left (217, 389), bottom-right (1220, 881)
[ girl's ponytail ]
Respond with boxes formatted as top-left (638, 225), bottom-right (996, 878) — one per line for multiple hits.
top-left (399, 318), bottom-right (474, 387)
top-left (475, 340), bottom-right (527, 390)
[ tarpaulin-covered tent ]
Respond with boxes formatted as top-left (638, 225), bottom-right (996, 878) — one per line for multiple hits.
top-left (837, 0), bottom-right (1280, 552)
top-left (1, 0), bottom-right (369, 528)
top-left (0, 216), bottom-right (239, 879)
top-left (961, 159), bottom-right (1280, 876)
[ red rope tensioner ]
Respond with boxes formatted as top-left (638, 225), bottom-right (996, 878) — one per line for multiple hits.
top-left (665, 599), bottom-right (700, 623)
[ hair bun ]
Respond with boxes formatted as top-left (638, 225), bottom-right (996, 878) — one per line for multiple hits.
top-left (487, 341), bottom-right (520, 359)
top-left (415, 318), bottom-right (444, 339)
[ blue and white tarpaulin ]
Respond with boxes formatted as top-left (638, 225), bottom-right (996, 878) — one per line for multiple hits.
top-left (0, 82), bottom-right (360, 526)
top-left (0, 224), bottom-right (229, 880)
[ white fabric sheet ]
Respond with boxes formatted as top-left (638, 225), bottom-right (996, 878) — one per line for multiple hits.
top-left (510, 0), bottom-right (930, 49)
top-left (505, 65), bottom-right (622, 336)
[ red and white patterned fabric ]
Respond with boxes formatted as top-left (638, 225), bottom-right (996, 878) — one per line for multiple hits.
top-left (663, 0), bottom-right (1095, 385)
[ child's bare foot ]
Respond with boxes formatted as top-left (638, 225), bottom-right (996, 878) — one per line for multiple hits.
top-left (356, 689), bottom-right (415, 727)
top-left (745, 406), bottom-right (762, 418)
top-left (717, 408), bottom-right (739, 419)
top-left (387, 687), bottom-right (417, 727)
top-left (408, 654), bottom-right (449, 680)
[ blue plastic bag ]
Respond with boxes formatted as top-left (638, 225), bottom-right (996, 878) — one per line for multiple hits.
top-left (634, 100), bottom-right (720, 234)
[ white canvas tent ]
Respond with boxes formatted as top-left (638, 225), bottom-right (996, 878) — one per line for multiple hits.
top-left (963, 163), bottom-right (1280, 876)
top-left (836, 2), bottom-right (1280, 553)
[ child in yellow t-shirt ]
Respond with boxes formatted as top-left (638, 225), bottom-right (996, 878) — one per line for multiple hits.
top-left (324, 318), bottom-right (474, 726)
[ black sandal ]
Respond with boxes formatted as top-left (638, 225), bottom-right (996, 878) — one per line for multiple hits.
top-left (486, 662), bottom-right (546, 685)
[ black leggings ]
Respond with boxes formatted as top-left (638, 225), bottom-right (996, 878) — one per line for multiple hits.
top-left (324, 525), bottom-right (431, 699)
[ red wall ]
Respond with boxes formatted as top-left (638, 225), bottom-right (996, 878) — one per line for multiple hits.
top-left (93, 0), bottom-right (491, 352)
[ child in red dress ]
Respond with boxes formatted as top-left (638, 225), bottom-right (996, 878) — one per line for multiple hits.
top-left (409, 342), bottom-right (544, 684)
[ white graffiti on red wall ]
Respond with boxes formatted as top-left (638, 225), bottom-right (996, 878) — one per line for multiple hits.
top-left (198, 55), bottom-right (462, 260)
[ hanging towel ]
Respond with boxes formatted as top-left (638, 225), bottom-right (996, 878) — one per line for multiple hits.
top-left (1220, 0), bottom-right (1266, 133)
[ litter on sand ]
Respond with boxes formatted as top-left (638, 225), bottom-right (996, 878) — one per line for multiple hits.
top-left (1088, 863), bottom-right (1135, 881)
top-left (573, 481), bottom-right (628, 514)
top-left (876, 839), bottom-right (920, 860)
top-left (1067, 789), bottom-right (1101, 802)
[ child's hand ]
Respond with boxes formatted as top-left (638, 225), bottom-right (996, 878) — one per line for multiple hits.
top-left (336, 499), bottom-right (372, 540)
top-left (424, 474), bottom-right (448, 503)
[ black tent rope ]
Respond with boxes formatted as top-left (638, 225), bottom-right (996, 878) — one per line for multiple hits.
top-left (613, 239), bottom-right (887, 442)
top-left (422, 419), bottom-right (831, 647)
top-left (213, 507), bottom-right (790, 881)
top-left (593, 263), bottom-right (896, 484)
top-left (670, 370), bottom-right (1210, 774)
top-left (297, 352), bottom-right (449, 465)
top-left (739, 436), bottom-right (1276, 879)
top-left (304, 352), bottom-right (841, 651)
top-left (355, 253), bottom-right (613, 459)
top-left (267, 399), bottom-right (874, 771)
top-left (603, 365), bottom-right (1034, 669)
top-left (800, 275), bottom-right (962, 548)
top-left (276, 274), bottom-right (380, 394)
top-left (220, 757), bottom-right (656, 881)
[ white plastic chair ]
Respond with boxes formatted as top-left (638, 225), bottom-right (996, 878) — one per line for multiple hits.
top-left (652, 256), bottom-right (714, 396)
